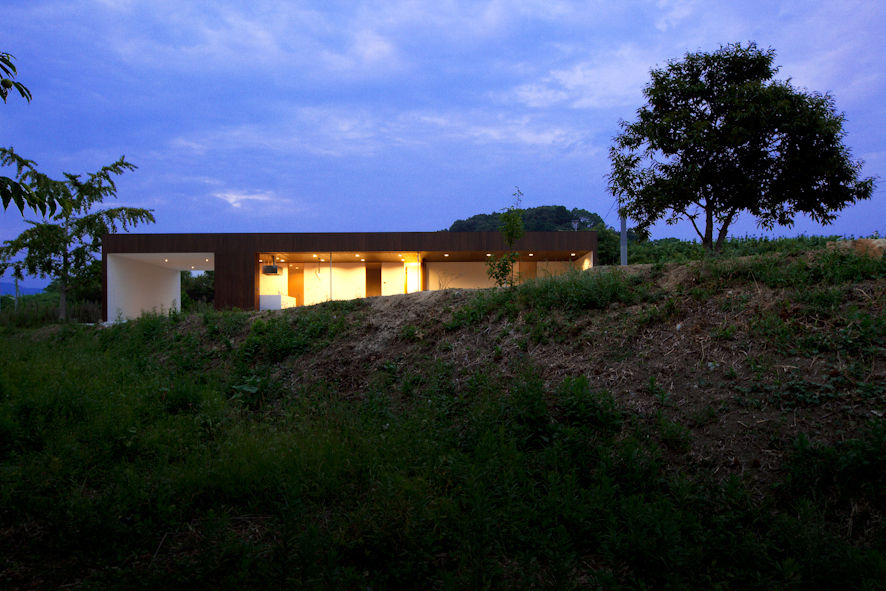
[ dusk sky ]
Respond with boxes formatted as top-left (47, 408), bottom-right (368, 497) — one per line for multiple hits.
top-left (2, 0), bottom-right (884, 287)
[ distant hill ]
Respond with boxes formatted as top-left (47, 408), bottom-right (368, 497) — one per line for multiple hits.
top-left (0, 282), bottom-right (44, 297)
top-left (449, 205), bottom-right (604, 232)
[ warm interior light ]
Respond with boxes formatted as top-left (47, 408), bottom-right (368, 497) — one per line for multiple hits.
top-left (486, 253), bottom-right (492, 257)
top-left (312, 254), bottom-right (318, 258)
top-left (205, 258), bottom-right (209, 262)
top-left (190, 265), bottom-right (194, 269)
top-left (528, 253), bottom-right (534, 257)
top-left (443, 253), bottom-right (449, 257)
top-left (361, 258), bottom-right (365, 262)
top-left (355, 254), bottom-right (360, 257)
top-left (571, 253), bottom-right (576, 256)
top-left (163, 258), bottom-right (168, 263)
top-left (320, 258), bottom-right (325, 262)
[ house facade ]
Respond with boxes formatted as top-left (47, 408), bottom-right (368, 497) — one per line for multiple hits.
top-left (102, 231), bottom-right (597, 321)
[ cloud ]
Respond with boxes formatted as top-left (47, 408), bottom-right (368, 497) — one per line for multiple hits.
top-left (654, 0), bottom-right (699, 31)
top-left (508, 45), bottom-right (653, 110)
top-left (212, 190), bottom-right (275, 208)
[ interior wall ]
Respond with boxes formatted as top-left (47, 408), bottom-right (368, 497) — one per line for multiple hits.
top-left (303, 262), bottom-right (331, 306)
top-left (332, 263), bottom-right (366, 301)
top-left (365, 263), bottom-right (382, 297)
top-left (381, 263), bottom-right (405, 296)
top-left (288, 266), bottom-right (305, 305)
top-left (107, 255), bottom-right (181, 321)
top-left (576, 251), bottom-right (594, 271)
top-left (259, 265), bottom-right (289, 296)
top-left (426, 262), bottom-right (496, 290)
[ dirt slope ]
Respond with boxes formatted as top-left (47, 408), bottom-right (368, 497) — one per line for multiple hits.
top-left (264, 258), bottom-right (884, 492)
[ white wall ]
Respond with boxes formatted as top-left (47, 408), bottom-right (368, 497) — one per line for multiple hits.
top-left (107, 255), bottom-right (181, 320)
top-left (303, 262), bottom-right (330, 306)
top-left (426, 262), bottom-right (496, 290)
top-left (381, 262), bottom-right (405, 296)
top-left (332, 263), bottom-right (366, 301)
top-left (259, 265), bottom-right (289, 296)
top-left (301, 262), bottom-right (368, 305)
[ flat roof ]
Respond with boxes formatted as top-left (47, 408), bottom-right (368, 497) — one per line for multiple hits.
top-left (103, 231), bottom-right (597, 263)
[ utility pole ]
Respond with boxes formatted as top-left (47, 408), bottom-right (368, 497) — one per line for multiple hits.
top-left (620, 215), bottom-right (628, 266)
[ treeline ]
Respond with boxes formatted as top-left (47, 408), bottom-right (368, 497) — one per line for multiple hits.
top-left (448, 204), bottom-right (645, 265)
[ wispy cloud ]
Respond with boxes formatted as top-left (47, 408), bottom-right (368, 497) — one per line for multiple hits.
top-left (508, 45), bottom-right (653, 110)
top-left (212, 191), bottom-right (274, 208)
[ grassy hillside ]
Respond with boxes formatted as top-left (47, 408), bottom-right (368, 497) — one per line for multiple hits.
top-left (1, 247), bottom-right (884, 589)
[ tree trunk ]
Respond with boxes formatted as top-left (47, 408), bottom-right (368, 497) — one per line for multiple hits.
top-left (58, 283), bottom-right (67, 322)
top-left (59, 248), bottom-right (69, 322)
top-left (703, 203), bottom-right (714, 251)
top-left (713, 209), bottom-right (737, 252)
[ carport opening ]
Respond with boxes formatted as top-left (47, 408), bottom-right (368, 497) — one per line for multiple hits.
top-left (105, 252), bottom-right (215, 321)
top-left (181, 270), bottom-right (214, 311)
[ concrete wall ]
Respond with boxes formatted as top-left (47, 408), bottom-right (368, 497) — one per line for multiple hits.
top-left (107, 255), bottom-right (181, 320)
top-left (426, 261), bottom-right (496, 290)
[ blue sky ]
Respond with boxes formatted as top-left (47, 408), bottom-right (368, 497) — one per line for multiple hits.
top-left (2, 0), bottom-right (884, 286)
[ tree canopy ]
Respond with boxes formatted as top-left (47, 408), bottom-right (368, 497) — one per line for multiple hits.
top-left (450, 204), bottom-right (603, 232)
top-left (0, 52), bottom-right (31, 104)
top-left (1, 51), bottom-right (66, 217)
top-left (608, 42), bottom-right (875, 251)
top-left (0, 155), bottom-right (154, 320)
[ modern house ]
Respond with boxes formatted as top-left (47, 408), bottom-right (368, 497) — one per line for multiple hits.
top-left (102, 231), bottom-right (597, 321)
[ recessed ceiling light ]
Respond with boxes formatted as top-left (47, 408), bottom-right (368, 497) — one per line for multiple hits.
top-left (163, 258), bottom-right (168, 263)
top-left (205, 258), bottom-right (209, 262)
top-left (361, 258), bottom-right (365, 262)
top-left (355, 254), bottom-right (360, 257)
top-left (528, 253), bottom-right (534, 257)
top-left (190, 265), bottom-right (194, 269)
top-left (444, 253), bottom-right (449, 257)
top-left (320, 258), bottom-right (325, 262)
top-left (486, 253), bottom-right (492, 257)
top-left (312, 254), bottom-right (317, 258)
top-left (571, 253), bottom-right (576, 256)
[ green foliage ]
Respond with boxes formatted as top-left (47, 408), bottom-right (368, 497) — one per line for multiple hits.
top-left (1, 324), bottom-right (883, 588)
top-left (486, 187), bottom-right (525, 287)
top-left (485, 251), bottom-right (519, 288)
top-left (0, 154), bottom-right (154, 320)
top-left (450, 204), bottom-right (602, 232)
top-left (239, 300), bottom-right (359, 364)
top-left (609, 42), bottom-right (875, 251)
top-left (181, 270), bottom-right (215, 311)
top-left (0, 52), bottom-right (30, 103)
top-left (449, 268), bottom-right (651, 329)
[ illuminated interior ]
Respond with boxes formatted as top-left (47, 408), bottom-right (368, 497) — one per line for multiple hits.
top-left (103, 233), bottom-right (594, 320)
top-left (255, 249), bottom-right (593, 308)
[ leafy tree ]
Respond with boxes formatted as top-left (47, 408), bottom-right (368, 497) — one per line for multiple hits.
top-left (486, 187), bottom-right (525, 287)
top-left (450, 205), bottom-right (603, 232)
top-left (0, 156), bottom-right (154, 320)
top-left (0, 52), bottom-right (30, 103)
top-left (608, 42), bottom-right (875, 251)
top-left (1, 52), bottom-right (65, 217)
top-left (181, 270), bottom-right (214, 311)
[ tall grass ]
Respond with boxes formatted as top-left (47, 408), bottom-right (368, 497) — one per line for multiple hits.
top-left (448, 268), bottom-right (654, 329)
top-left (628, 234), bottom-right (840, 264)
top-left (1, 319), bottom-right (883, 589)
